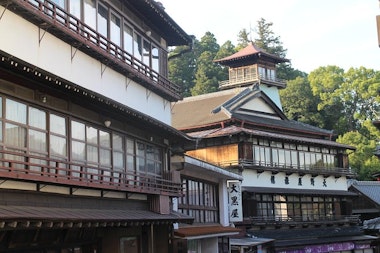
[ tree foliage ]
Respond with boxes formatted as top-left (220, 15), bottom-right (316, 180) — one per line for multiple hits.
top-left (279, 76), bottom-right (323, 126)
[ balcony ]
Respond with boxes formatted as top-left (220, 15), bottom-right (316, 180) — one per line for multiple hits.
top-left (0, 149), bottom-right (182, 196)
top-left (219, 72), bottom-right (286, 90)
top-left (0, 0), bottom-right (182, 101)
top-left (217, 159), bottom-right (356, 178)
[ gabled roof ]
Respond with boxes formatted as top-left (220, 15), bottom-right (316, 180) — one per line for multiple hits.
top-left (350, 181), bottom-right (380, 205)
top-left (171, 86), bottom-right (335, 139)
top-left (214, 43), bottom-right (289, 66)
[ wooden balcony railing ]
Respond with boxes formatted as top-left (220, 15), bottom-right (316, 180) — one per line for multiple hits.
top-left (216, 159), bottom-right (355, 177)
top-left (239, 214), bottom-right (361, 226)
top-left (2, 0), bottom-right (182, 101)
top-left (219, 73), bottom-right (286, 89)
top-left (0, 149), bottom-right (182, 196)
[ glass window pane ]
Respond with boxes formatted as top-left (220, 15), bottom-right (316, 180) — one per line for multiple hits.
top-left (133, 33), bottom-right (142, 60)
top-left (84, 0), bottom-right (96, 29)
top-left (52, 0), bottom-right (65, 8)
top-left (29, 130), bottom-right (47, 152)
top-left (71, 121), bottom-right (85, 140)
top-left (97, 4), bottom-right (108, 37)
top-left (152, 44), bottom-right (159, 72)
top-left (99, 130), bottom-right (110, 147)
top-left (50, 135), bottom-right (67, 157)
top-left (29, 107), bottom-right (46, 129)
top-left (0, 121), bottom-right (2, 142)
top-left (6, 99), bottom-right (26, 124)
top-left (0, 97), bottom-right (2, 117)
top-left (100, 148), bottom-right (110, 166)
top-left (123, 24), bottom-right (133, 54)
top-left (113, 133), bottom-right (123, 150)
top-left (72, 140), bottom-right (85, 161)
top-left (69, 0), bottom-right (81, 18)
top-left (5, 123), bottom-right (26, 148)
top-left (143, 39), bottom-right (150, 66)
top-left (113, 151), bottom-right (124, 169)
top-left (50, 114), bottom-right (66, 135)
top-left (87, 145), bottom-right (98, 163)
top-left (126, 138), bottom-right (134, 154)
top-left (136, 142), bottom-right (144, 156)
top-left (110, 12), bottom-right (121, 47)
top-left (86, 126), bottom-right (98, 144)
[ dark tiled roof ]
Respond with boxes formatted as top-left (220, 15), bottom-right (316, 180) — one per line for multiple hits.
top-left (233, 113), bottom-right (333, 136)
top-left (350, 181), bottom-right (380, 205)
top-left (174, 225), bottom-right (241, 238)
top-left (187, 125), bottom-right (355, 150)
top-left (0, 205), bottom-right (193, 229)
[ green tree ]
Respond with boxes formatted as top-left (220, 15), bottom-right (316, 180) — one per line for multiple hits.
top-left (337, 122), bottom-right (380, 180)
top-left (215, 40), bottom-right (237, 82)
top-left (236, 28), bottom-right (250, 51)
top-left (168, 45), bottom-right (197, 97)
top-left (280, 76), bottom-right (323, 126)
top-left (190, 32), bottom-right (223, 96)
top-left (309, 66), bottom-right (380, 134)
top-left (253, 18), bottom-right (286, 58)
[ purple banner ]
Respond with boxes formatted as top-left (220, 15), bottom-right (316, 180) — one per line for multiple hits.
top-left (277, 241), bottom-right (371, 253)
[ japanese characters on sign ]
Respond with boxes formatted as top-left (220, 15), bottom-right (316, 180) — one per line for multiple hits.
top-left (228, 181), bottom-right (243, 222)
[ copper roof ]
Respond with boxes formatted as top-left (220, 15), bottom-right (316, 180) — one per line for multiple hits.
top-left (214, 43), bottom-right (289, 65)
top-left (0, 205), bottom-right (193, 229)
top-left (174, 225), bottom-right (241, 238)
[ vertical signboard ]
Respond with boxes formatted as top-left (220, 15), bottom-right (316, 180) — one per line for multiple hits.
top-left (228, 181), bottom-right (243, 222)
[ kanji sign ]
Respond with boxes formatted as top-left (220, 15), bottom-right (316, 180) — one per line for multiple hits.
top-left (228, 181), bottom-right (242, 222)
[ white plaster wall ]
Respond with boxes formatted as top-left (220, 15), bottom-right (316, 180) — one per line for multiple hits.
top-left (242, 170), bottom-right (348, 191)
top-left (0, 7), bottom-right (171, 124)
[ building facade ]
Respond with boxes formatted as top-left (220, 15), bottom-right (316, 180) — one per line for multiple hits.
top-left (0, 0), bottom-right (193, 252)
top-left (172, 43), bottom-right (378, 253)
top-left (171, 155), bottom-right (243, 253)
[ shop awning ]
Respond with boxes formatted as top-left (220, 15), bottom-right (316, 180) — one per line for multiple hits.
top-left (230, 237), bottom-right (275, 247)
top-left (0, 205), bottom-right (193, 229)
top-left (174, 225), bottom-right (241, 240)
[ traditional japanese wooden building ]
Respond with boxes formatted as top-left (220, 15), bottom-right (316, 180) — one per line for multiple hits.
top-left (172, 43), bottom-right (378, 253)
top-left (0, 0), bottom-right (194, 252)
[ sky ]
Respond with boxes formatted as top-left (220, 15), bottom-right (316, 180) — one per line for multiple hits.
top-left (160, 0), bottom-right (380, 73)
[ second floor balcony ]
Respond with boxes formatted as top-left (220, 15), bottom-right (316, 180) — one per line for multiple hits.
top-left (0, 149), bottom-right (182, 196)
